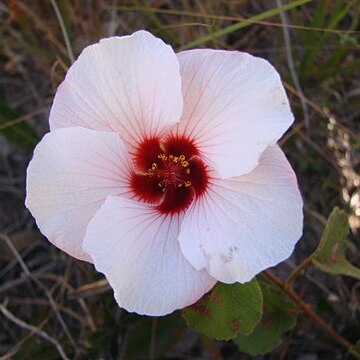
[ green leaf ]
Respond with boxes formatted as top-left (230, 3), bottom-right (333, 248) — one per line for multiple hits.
top-left (311, 207), bottom-right (360, 279)
top-left (182, 280), bottom-right (263, 340)
top-left (233, 282), bottom-right (297, 356)
top-left (0, 101), bottom-right (39, 148)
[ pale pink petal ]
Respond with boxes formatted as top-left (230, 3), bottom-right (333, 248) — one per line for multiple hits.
top-left (178, 146), bottom-right (303, 283)
top-left (83, 196), bottom-right (216, 316)
top-left (26, 127), bottom-right (133, 262)
top-left (173, 49), bottom-right (294, 179)
top-left (50, 31), bottom-right (183, 150)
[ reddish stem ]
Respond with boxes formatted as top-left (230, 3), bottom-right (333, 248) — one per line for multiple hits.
top-left (285, 257), bottom-right (313, 287)
top-left (262, 270), bottom-right (358, 357)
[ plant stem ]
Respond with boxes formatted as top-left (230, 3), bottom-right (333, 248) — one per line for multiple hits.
top-left (285, 257), bottom-right (313, 287)
top-left (262, 270), bottom-right (359, 358)
top-left (149, 318), bottom-right (157, 360)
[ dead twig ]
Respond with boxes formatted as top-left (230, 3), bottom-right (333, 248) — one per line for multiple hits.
top-left (0, 304), bottom-right (69, 360)
top-left (0, 233), bottom-right (77, 353)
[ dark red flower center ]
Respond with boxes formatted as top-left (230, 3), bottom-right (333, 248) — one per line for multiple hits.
top-left (148, 153), bottom-right (192, 190)
top-left (131, 135), bottom-right (209, 215)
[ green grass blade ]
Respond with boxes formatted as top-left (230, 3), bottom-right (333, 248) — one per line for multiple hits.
top-left (179, 0), bottom-right (312, 50)
top-left (0, 102), bottom-right (39, 148)
top-left (303, 1), bottom-right (353, 72)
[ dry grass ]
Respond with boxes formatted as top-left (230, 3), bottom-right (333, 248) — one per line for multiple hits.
top-left (0, 0), bottom-right (359, 359)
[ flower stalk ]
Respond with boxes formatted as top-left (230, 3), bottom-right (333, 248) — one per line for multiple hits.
top-left (284, 256), bottom-right (313, 288)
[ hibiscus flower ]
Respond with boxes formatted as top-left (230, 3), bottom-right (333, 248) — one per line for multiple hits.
top-left (26, 30), bottom-right (303, 316)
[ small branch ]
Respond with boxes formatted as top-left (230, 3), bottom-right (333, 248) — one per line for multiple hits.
top-left (285, 257), bottom-right (313, 287)
top-left (262, 271), bottom-right (358, 357)
top-left (0, 304), bottom-right (69, 360)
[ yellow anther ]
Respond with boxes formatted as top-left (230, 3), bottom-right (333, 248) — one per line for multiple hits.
top-left (158, 154), bottom-right (167, 161)
top-left (153, 152), bottom-right (193, 192)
